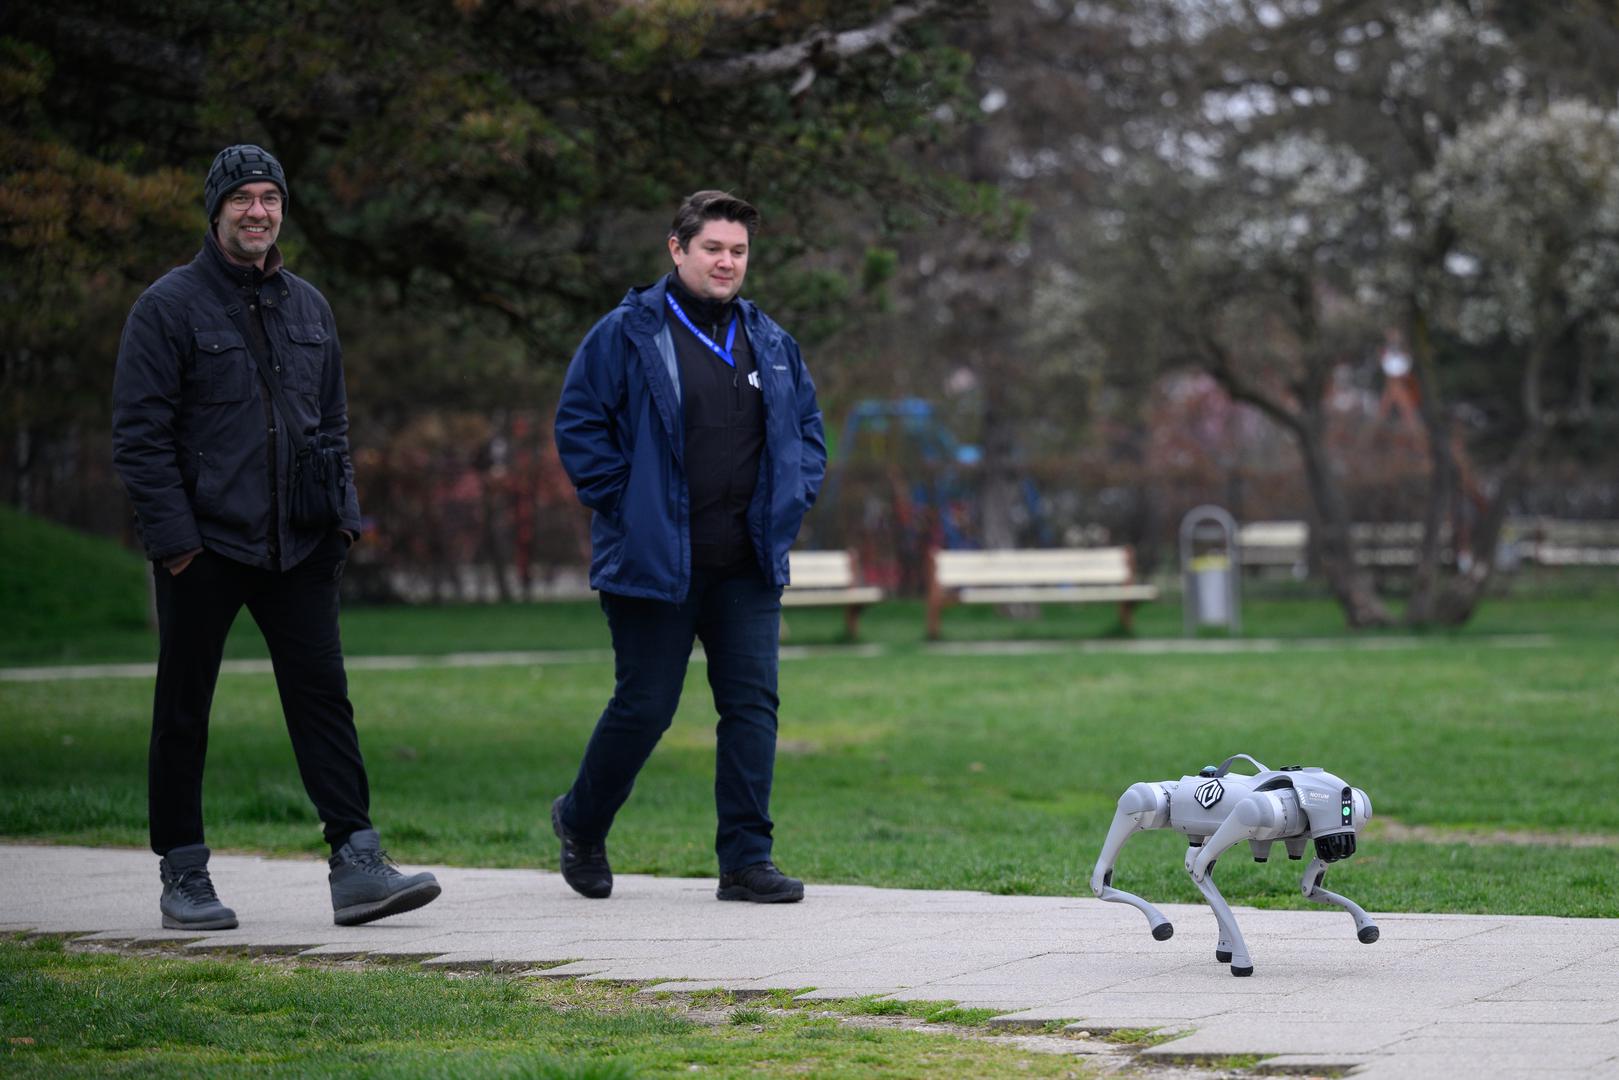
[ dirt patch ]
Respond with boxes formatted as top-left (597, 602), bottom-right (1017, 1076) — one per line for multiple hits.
top-left (699, 1005), bottom-right (1281, 1078)
top-left (1371, 817), bottom-right (1619, 849)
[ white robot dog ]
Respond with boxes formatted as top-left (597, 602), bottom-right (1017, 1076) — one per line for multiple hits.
top-left (1091, 754), bottom-right (1378, 976)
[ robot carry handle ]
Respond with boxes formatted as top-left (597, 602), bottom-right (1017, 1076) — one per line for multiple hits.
top-left (1210, 753), bottom-right (1268, 776)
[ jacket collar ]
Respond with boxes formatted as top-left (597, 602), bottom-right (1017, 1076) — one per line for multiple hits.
top-left (664, 271), bottom-right (737, 330)
top-left (625, 274), bottom-right (769, 344)
top-left (202, 228), bottom-right (285, 290)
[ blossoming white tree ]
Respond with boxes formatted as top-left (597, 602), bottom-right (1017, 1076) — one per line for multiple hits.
top-left (1036, 0), bottom-right (1619, 626)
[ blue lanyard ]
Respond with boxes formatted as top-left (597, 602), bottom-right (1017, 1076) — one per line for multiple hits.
top-left (666, 292), bottom-right (737, 369)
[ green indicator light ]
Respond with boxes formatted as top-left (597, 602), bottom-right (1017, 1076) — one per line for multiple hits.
top-left (1342, 806), bottom-right (1351, 816)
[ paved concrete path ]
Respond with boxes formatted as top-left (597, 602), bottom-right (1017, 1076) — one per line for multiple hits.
top-left (4, 844), bottom-right (1615, 1077)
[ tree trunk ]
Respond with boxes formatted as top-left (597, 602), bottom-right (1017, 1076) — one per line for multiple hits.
top-left (1405, 301), bottom-right (1556, 627)
top-left (1428, 385), bottom-right (1548, 625)
top-left (979, 371), bottom-right (1019, 550)
top-left (1203, 328), bottom-right (1392, 630)
top-left (1296, 427), bottom-right (1393, 628)
top-left (1404, 305), bottom-right (1450, 625)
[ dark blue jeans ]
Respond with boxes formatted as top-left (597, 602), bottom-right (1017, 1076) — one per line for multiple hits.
top-left (560, 564), bottom-right (783, 872)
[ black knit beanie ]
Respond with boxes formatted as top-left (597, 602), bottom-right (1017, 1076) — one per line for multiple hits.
top-left (204, 144), bottom-right (289, 221)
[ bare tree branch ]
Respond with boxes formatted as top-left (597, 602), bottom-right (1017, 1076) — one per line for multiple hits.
top-left (694, 1), bottom-right (949, 86)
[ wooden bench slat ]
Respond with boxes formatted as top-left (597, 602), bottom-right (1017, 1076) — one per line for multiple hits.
top-left (956, 585), bottom-right (1159, 604)
top-left (934, 550), bottom-right (1131, 569)
top-left (782, 586), bottom-right (885, 606)
top-left (787, 552), bottom-right (855, 584)
top-left (789, 569), bottom-right (860, 587)
top-left (1238, 521), bottom-right (1308, 546)
top-left (934, 550), bottom-right (1133, 588)
top-left (939, 566), bottom-right (1136, 587)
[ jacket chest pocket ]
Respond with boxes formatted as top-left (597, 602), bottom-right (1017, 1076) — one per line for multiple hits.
top-left (190, 329), bottom-right (252, 403)
top-left (282, 322), bottom-right (328, 397)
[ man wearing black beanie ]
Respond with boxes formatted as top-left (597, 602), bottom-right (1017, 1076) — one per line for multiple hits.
top-left (112, 144), bottom-right (441, 930)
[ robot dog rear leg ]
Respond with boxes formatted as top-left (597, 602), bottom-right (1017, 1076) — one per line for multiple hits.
top-left (1090, 784), bottom-right (1175, 941)
top-left (1186, 848), bottom-right (1253, 976)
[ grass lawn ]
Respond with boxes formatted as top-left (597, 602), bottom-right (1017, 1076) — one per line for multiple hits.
top-left (0, 505), bottom-right (151, 665)
top-left (0, 936), bottom-right (1087, 1079)
top-left (3, 606), bottom-right (1615, 916)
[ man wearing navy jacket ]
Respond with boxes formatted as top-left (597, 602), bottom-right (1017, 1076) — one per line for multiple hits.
top-left (552, 190), bottom-right (827, 903)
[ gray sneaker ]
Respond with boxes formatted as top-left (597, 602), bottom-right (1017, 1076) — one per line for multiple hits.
top-left (328, 829), bottom-right (441, 926)
top-left (159, 843), bottom-right (239, 930)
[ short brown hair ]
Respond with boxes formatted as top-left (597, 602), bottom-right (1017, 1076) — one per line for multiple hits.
top-left (670, 190), bottom-right (760, 249)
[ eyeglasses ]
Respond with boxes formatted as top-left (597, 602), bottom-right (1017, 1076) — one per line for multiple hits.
top-left (225, 191), bottom-right (283, 212)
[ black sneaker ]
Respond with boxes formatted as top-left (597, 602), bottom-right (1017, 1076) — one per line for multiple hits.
top-left (328, 829), bottom-right (441, 926)
top-left (552, 796), bottom-right (612, 899)
top-left (159, 843), bottom-right (238, 930)
top-left (716, 862), bottom-right (804, 903)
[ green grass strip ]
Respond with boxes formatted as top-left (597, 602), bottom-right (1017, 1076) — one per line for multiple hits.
top-left (0, 937), bottom-right (1096, 1078)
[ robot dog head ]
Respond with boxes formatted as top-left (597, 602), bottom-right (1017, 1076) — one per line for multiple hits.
top-left (1289, 770), bottom-right (1372, 863)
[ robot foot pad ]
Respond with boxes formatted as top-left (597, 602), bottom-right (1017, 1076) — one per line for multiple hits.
top-left (1230, 965), bottom-right (1253, 977)
top-left (1152, 923), bottom-right (1175, 941)
top-left (1215, 949), bottom-right (1232, 963)
top-left (1358, 925), bottom-right (1380, 944)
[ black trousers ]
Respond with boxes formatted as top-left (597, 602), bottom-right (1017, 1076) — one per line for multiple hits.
top-left (148, 531), bottom-right (370, 855)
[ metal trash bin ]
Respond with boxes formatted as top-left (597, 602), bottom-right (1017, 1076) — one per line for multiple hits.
top-left (1190, 554), bottom-right (1232, 624)
top-left (1180, 506), bottom-right (1241, 634)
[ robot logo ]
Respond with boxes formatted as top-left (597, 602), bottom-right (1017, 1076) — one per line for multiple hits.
top-left (1194, 779), bottom-right (1224, 809)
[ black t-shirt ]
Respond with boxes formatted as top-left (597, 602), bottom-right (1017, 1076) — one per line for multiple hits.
top-left (666, 274), bottom-right (765, 570)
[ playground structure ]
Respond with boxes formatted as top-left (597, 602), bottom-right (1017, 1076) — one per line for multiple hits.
top-left (812, 398), bottom-right (983, 596)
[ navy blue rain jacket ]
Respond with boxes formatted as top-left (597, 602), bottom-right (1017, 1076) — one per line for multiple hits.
top-left (554, 277), bottom-right (827, 602)
top-left (111, 236), bottom-right (362, 569)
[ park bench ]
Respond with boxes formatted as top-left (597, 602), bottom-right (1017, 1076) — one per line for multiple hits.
top-left (925, 546), bottom-right (1158, 639)
top-left (782, 550), bottom-right (885, 639)
top-left (1507, 518), bottom-right (1619, 567)
top-left (1236, 520), bottom-right (1454, 574)
top-left (1237, 520), bottom-right (1310, 577)
top-left (1349, 522), bottom-right (1448, 567)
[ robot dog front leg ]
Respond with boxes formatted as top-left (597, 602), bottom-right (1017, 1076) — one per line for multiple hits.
top-left (1185, 844), bottom-right (1252, 975)
top-left (1188, 791), bottom-right (1304, 977)
top-left (1301, 858), bottom-right (1380, 944)
top-left (1090, 782), bottom-right (1175, 941)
